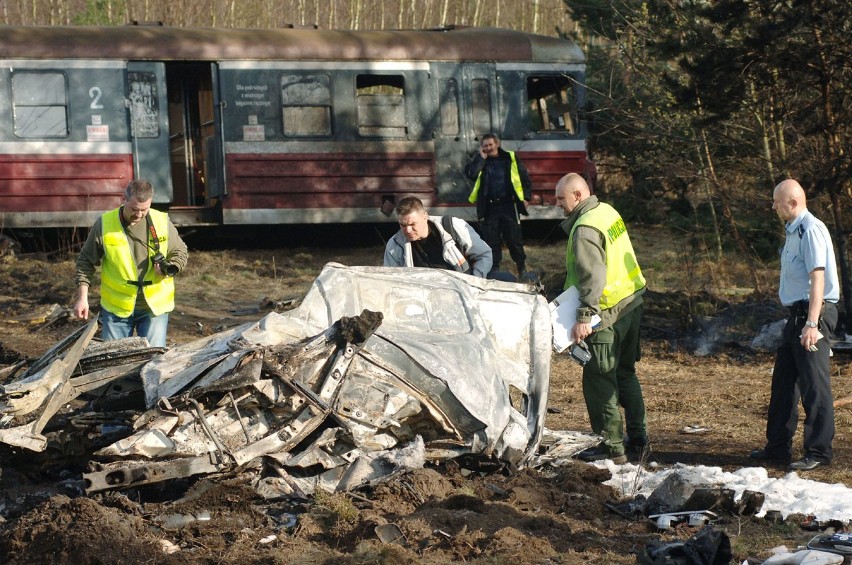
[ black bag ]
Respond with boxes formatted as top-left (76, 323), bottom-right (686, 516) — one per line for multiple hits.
top-left (638, 526), bottom-right (732, 565)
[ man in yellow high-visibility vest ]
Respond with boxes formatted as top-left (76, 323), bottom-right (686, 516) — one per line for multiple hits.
top-left (465, 133), bottom-right (532, 278)
top-left (555, 172), bottom-right (648, 465)
top-left (73, 179), bottom-right (188, 348)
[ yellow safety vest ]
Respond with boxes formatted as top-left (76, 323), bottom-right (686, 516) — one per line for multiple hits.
top-left (468, 150), bottom-right (525, 203)
top-left (100, 208), bottom-right (175, 317)
top-left (564, 203), bottom-right (645, 309)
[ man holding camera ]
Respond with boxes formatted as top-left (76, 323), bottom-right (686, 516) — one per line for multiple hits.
top-left (74, 179), bottom-right (187, 348)
top-left (555, 173), bottom-right (647, 464)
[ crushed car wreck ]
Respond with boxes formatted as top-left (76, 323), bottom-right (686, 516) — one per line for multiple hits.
top-left (0, 263), bottom-right (552, 496)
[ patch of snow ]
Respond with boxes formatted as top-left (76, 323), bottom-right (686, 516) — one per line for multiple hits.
top-left (601, 462), bottom-right (852, 522)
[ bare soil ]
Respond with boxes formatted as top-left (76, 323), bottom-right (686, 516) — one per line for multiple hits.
top-left (0, 225), bottom-right (850, 564)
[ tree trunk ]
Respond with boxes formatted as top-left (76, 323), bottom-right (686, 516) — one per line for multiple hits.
top-left (700, 126), bottom-right (762, 293)
top-left (695, 146), bottom-right (723, 260)
top-left (813, 24), bottom-right (852, 332)
top-left (749, 82), bottom-right (776, 187)
top-left (533, 0), bottom-right (540, 34)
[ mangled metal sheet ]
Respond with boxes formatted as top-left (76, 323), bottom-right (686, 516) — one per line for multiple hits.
top-left (1, 263), bottom-right (552, 495)
top-left (0, 317), bottom-right (165, 451)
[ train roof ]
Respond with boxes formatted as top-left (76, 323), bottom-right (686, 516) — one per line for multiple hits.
top-left (0, 24), bottom-right (585, 64)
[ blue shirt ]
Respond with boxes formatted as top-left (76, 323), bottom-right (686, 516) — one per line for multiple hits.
top-left (779, 209), bottom-right (839, 306)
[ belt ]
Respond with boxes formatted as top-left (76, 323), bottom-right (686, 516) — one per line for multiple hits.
top-left (789, 300), bottom-right (826, 317)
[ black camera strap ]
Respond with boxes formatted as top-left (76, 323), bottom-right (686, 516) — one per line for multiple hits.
top-left (118, 209), bottom-right (155, 288)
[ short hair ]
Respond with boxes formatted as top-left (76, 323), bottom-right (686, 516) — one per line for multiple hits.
top-left (125, 179), bottom-right (154, 201)
top-left (395, 195), bottom-right (426, 217)
top-left (481, 133), bottom-right (500, 143)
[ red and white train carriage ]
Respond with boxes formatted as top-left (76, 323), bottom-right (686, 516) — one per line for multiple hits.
top-left (0, 24), bottom-right (594, 229)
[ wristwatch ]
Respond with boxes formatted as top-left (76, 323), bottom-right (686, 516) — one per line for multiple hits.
top-left (804, 320), bottom-right (819, 328)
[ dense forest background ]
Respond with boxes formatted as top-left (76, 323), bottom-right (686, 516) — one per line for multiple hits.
top-left (2, 0), bottom-right (851, 313)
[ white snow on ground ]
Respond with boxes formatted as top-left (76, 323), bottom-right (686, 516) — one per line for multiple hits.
top-left (599, 462), bottom-right (852, 522)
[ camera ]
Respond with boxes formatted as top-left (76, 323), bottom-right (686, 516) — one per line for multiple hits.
top-left (568, 340), bottom-right (592, 366)
top-left (152, 252), bottom-right (179, 277)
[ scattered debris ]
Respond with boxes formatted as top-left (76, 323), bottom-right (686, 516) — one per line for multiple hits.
top-left (638, 525), bottom-right (732, 565)
top-left (375, 523), bottom-right (406, 545)
top-left (1, 263), bottom-right (552, 497)
top-left (807, 533), bottom-right (852, 558)
top-left (0, 234), bottom-right (18, 258)
top-left (649, 510), bottom-right (718, 530)
top-left (680, 425), bottom-right (710, 434)
top-left (228, 297), bottom-right (298, 316)
top-left (7, 303), bottom-right (70, 330)
top-left (761, 548), bottom-right (844, 564)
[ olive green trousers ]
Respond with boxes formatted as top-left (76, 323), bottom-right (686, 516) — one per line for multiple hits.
top-left (582, 305), bottom-right (647, 456)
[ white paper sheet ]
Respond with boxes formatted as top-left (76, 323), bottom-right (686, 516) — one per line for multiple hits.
top-left (549, 286), bottom-right (601, 353)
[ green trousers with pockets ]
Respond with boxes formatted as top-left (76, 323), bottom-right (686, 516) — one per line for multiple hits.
top-left (582, 305), bottom-right (646, 456)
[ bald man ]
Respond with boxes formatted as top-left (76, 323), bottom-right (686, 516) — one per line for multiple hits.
top-left (555, 173), bottom-right (648, 464)
top-left (750, 179), bottom-right (839, 471)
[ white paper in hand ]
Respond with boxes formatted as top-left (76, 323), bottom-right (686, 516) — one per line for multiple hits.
top-left (549, 286), bottom-right (601, 353)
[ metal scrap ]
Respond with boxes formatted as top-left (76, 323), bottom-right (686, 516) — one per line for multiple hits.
top-left (0, 263), bottom-right (552, 498)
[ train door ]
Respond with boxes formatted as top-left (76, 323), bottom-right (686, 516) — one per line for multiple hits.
top-left (433, 63), bottom-right (495, 207)
top-left (164, 62), bottom-right (218, 207)
top-left (461, 63), bottom-right (499, 144)
top-left (431, 62), bottom-right (497, 207)
top-left (126, 62), bottom-right (173, 203)
top-left (431, 63), bottom-right (468, 203)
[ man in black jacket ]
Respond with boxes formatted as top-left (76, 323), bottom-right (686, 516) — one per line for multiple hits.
top-left (465, 133), bottom-right (532, 277)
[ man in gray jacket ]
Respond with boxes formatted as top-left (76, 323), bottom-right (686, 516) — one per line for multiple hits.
top-left (384, 196), bottom-right (492, 278)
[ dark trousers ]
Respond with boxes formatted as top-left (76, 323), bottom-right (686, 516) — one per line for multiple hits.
top-left (583, 305), bottom-right (646, 454)
top-left (482, 204), bottom-right (525, 271)
top-left (765, 302), bottom-right (837, 462)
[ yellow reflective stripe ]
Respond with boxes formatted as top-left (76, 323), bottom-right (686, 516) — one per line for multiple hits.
top-left (508, 151), bottom-right (525, 201)
top-left (469, 176), bottom-right (481, 203)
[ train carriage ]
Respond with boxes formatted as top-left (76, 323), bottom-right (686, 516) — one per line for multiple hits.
top-left (0, 24), bottom-right (594, 228)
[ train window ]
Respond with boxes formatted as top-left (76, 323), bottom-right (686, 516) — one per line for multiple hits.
top-left (128, 72), bottom-right (160, 138)
top-left (471, 79), bottom-right (492, 135)
top-left (281, 74), bottom-right (332, 137)
top-left (527, 75), bottom-right (576, 133)
top-left (439, 79), bottom-right (460, 136)
top-left (11, 72), bottom-right (69, 138)
top-left (356, 74), bottom-right (406, 137)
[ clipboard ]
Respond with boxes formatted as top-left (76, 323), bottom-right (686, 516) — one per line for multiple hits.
top-left (549, 286), bottom-right (601, 353)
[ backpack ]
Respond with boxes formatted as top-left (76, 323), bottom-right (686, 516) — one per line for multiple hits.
top-left (441, 215), bottom-right (462, 248)
top-left (440, 215), bottom-right (472, 275)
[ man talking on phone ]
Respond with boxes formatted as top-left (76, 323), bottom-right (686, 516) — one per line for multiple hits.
top-left (465, 133), bottom-right (532, 278)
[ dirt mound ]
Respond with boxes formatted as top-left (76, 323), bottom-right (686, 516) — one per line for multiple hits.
top-left (0, 464), bottom-right (641, 565)
top-left (0, 495), bottom-right (164, 564)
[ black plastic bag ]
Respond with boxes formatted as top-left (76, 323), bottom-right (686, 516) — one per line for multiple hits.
top-left (638, 526), bottom-right (732, 564)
